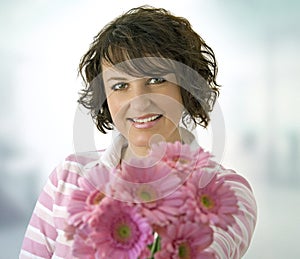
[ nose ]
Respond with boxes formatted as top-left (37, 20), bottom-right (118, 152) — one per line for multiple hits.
top-left (129, 79), bottom-right (152, 111)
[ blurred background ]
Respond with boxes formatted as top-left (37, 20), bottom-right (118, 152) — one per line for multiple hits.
top-left (0, 0), bottom-right (299, 258)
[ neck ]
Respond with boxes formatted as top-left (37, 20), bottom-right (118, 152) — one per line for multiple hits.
top-left (122, 144), bottom-right (150, 162)
top-left (122, 129), bottom-right (183, 162)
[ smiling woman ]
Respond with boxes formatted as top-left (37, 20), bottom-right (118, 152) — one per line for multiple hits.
top-left (78, 6), bottom-right (219, 136)
top-left (20, 5), bottom-right (257, 259)
top-left (102, 60), bottom-right (183, 158)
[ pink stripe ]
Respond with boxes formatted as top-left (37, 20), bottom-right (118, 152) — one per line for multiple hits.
top-left (60, 169), bottom-right (81, 185)
top-left (66, 153), bottom-right (102, 165)
top-left (39, 190), bottom-right (53, 211)
top-left (49, 168), bottom-right (59, 187)
top-left (54, 241), bottom-right (73, 258)
top-left (22, 237), bottom-right (52, 258)
top-left (55, 191), bottom-right (71, 206)
top-left (30, 214), bottom-right (58, 241)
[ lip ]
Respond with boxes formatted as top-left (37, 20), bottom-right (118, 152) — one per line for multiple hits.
top-left (127, 114), bottom-right (163, 129)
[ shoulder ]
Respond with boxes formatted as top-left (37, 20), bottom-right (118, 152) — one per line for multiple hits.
top-left (212, 161), bottom-right (253, 191)
top-left (50, 150), bottom-right (106, 188)
top-left (65, 150), bottom-right (106, 165)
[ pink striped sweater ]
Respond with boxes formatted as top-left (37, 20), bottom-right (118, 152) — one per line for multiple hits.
top-left (19, 149), bottom-right (257, 259)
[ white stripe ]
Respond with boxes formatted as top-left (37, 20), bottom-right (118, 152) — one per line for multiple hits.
top-left (44, 179), bottom-right (57, 197)
top-left (51, 255), bottom-right (67, 259)
top-left (56, 160), bottom-right (86, 178)
top-left (62, 161), bottom-right (85, 175)
top-left (35, 201), bottom-right (54, 225)
top-left (57, 180), bottom-right (80, 195)
top-left (53, 204), bottom-right (69, 218)
top-left (19, 249), bottom-right (46, 259)
top-left (25, 225), bottom-right (56, 249)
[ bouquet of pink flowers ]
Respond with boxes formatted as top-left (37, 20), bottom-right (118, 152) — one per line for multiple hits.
top-left (65, 142), bottom-right (239, 258)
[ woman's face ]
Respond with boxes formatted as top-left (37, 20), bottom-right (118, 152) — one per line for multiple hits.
top-left (102, 61), bottom-right (184, 157)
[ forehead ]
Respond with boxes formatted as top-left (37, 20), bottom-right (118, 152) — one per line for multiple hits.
top-left (101, 62), bottom-right (136, 81)
top-left (101, 57), bottom-right (177, 80)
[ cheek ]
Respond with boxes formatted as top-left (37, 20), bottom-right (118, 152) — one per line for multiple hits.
top-left (164, 86), bottom-right (184, 113)
top-left (162, 84), bottom-right (183, 104)
top-left (107, 95), bottom-right (130, 130)
top-left (107, 96), bottom-right (122, 121)
top-left (168, 89), bottom-right (184, 122)
top-left (156, 94), bottom-right (184, 123)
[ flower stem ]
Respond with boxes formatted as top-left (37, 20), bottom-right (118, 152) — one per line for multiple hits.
top-left (150, 234), bottom-right (160, 258)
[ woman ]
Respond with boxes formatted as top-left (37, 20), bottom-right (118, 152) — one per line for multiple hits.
top-left (20, 6), bottom-right (257, 258)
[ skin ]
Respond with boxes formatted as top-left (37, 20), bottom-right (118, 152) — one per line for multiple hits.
top-left (102, 61), bottom-right (184, 160)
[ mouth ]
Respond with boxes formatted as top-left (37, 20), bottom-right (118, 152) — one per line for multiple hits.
top-left (128, 114), bottom-right (163, 128)
top-left (129, 114), bottom-right (162, 123)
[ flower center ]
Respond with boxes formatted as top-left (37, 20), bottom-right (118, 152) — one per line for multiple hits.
top-left (140, 191), bottom-right (152, 201)
top-left (93, 193), bottom-right (104, 205)
top-left (172, 156), bottom-right (189, 164)
top-left (114, 223), bottom-right (132, 243)
top-left (87, 190), bottom-right (104, 205)
top-left (178, 242), bottom-right (191, 259)
top-left (136, 185), bottom-right (157, 202)
top-left (200, 194), bottom-right (214, 209)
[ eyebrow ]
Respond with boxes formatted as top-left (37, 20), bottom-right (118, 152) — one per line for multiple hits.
top-left (105, 77), bottom-right (129, 82)
top-left (105, 73), bottom-right (172, 83)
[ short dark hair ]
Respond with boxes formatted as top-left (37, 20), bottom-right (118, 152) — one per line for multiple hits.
top-left (78, 5), bottom-right (220, 133)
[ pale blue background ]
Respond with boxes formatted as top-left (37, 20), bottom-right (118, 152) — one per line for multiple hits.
top-left (0, 0), bottom-right (299, 258)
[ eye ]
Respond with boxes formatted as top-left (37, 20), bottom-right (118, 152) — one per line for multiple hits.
top-left (146, 77), bottom-right (166, 85)
top-left (111, 82), bottom-right (128, 91)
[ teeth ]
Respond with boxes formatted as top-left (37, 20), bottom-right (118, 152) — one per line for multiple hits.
top-left (132, 114), bottom-right (161, 123)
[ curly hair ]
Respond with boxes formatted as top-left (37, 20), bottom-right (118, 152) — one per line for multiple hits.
top-left (78, 5), bottom-right (220, 134)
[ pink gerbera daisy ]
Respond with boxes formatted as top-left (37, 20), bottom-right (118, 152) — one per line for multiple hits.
top-left (67, 176), bottom-right (105, 228)
top-left (113, 159), bottom-right (186, 226)
top-left (155, 220), bottom-right (214, 259)
top-left (84, 162), bottom-right (115, 198)
top-left (120, 157), bottom-right (173, 184)
top-left (193, 146), bottom-right (214, 169)
top-left (72, 224), bottom-right (96, 259)
top-left (90, 198), bottom-right (153, 259)
top-left (149, 141), bottom-right (197, 173)
top-left (184, 168), bottom-right (239, 230)
top-left (139, 188), bottom-right (186, 227)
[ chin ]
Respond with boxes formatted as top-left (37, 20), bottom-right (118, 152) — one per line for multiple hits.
top-left (128, 134), bottom-right (153, 148)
